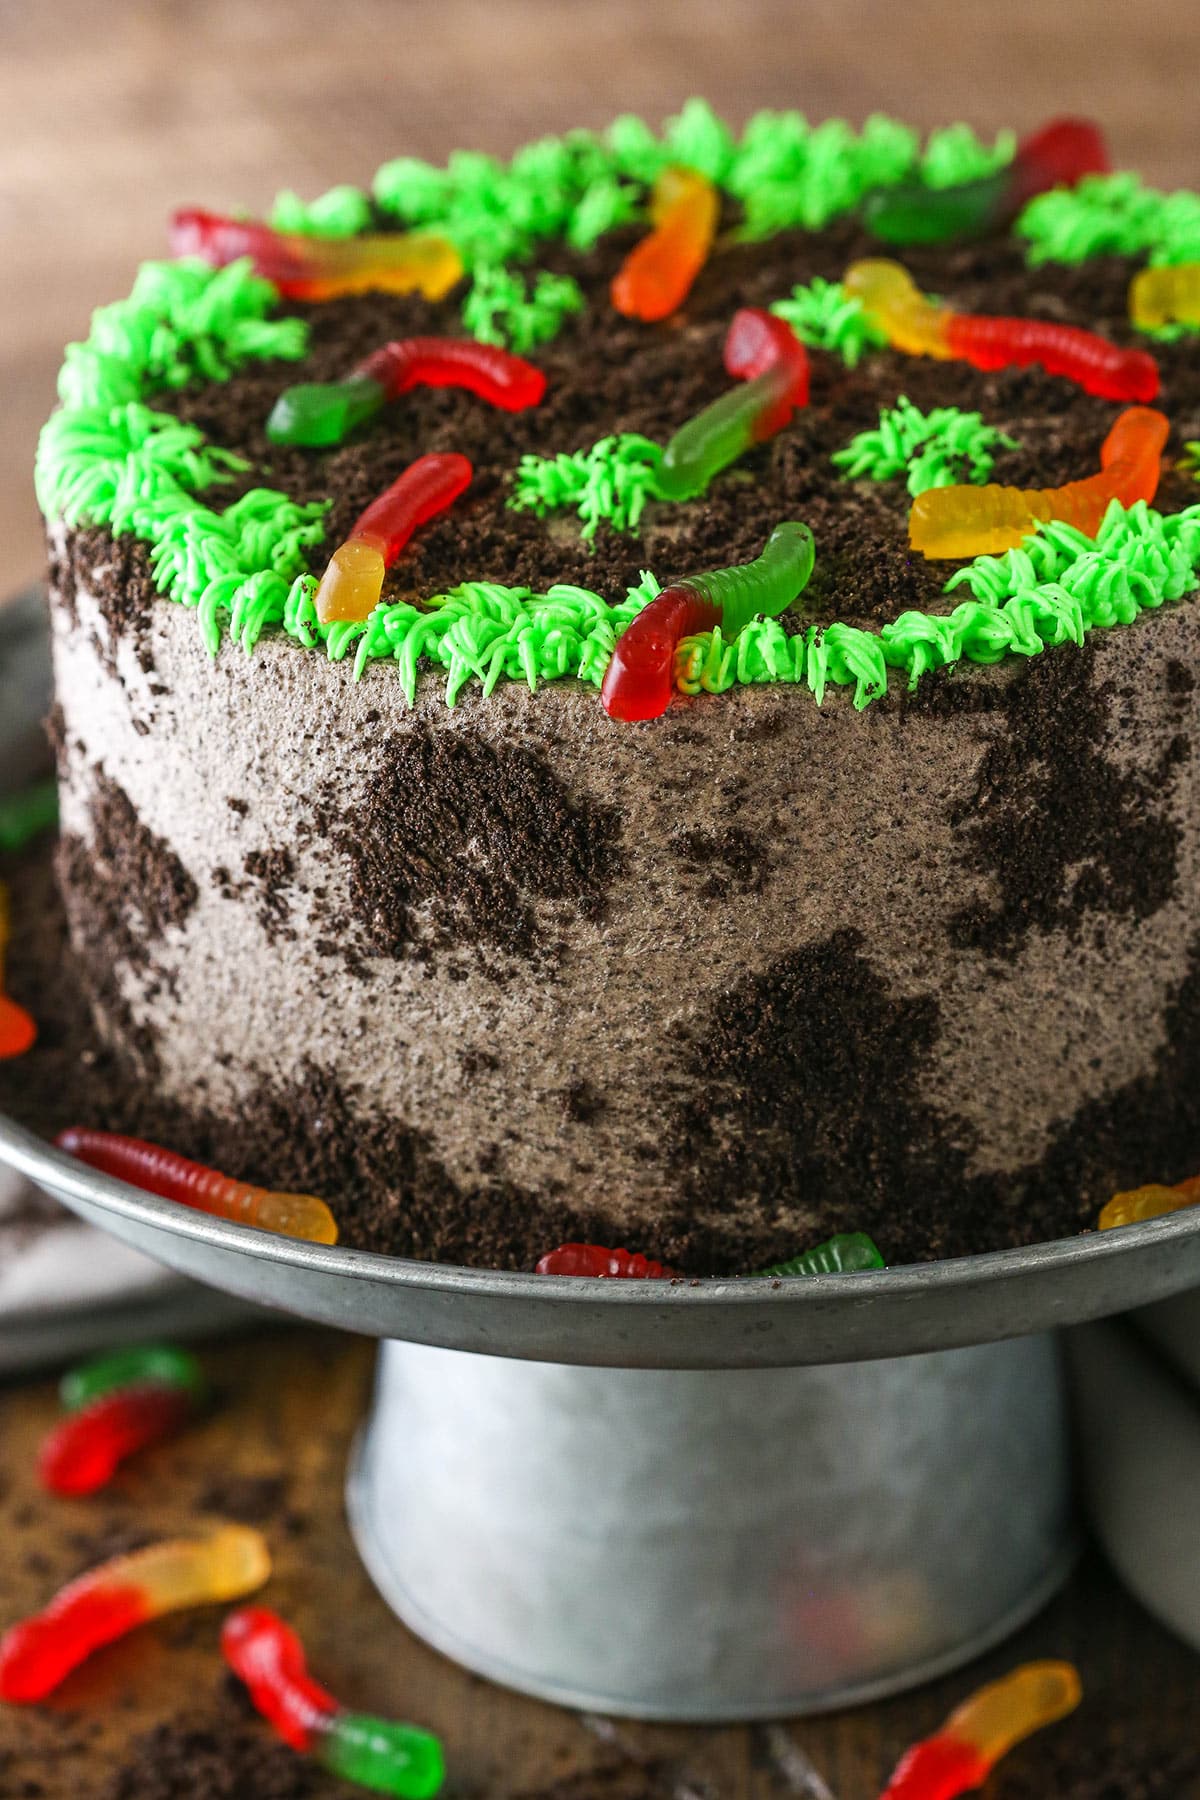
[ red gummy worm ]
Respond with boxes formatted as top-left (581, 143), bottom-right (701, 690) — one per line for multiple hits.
top-left (357, 339), bottom-right (546, 410)
top-left (38, 1387), bottom-right (196, 1498)
top-left (943, 313), bottom-right (1158, 402)
top-left (1009, 117), bottom-right (1110, 207)
top-left (350, 452), bottom-right (473, 562)
top-left (56, 1127), bottom-right (242, 1209)
top-left (0, 1582), bottom-right (146, 1703)
top-left (723, 307), bottom-right (811, 432)
top-left (222, 1608), bottom-right (339, 1752)
top-left (879, 1735), bottom-right (990, 1800)
top-left (536, 1244), bottom-right (679, 1278)
top-left (599, 586), bottom-right (721, 723)
top-left (170, 208), bottom-right (313, 288)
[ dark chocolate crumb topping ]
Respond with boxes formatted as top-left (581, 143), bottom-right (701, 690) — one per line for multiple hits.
top-left (323, 725), bottom-right (623, 965)
top-left (947, 644), bottom-right (1185, 954)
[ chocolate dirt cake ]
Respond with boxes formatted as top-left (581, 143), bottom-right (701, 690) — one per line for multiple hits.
top-left (29, 104), bottom-right (1200, 1272)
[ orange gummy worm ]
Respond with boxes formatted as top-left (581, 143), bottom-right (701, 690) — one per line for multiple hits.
top-left (908, 406), bottom-right (1168, 559)
top-left (611, 166), bottom-right (719, 322)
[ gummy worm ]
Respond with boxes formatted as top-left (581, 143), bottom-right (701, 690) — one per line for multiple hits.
top-left (54, 1127), bottom-right (339, 1245)
top-left (656, 308), bottom-right (810, 501)
top-left (843, 258), bottom-right (1159, 402)
top-left (312, 453), bottom-right (473, 626)
top-left (909, 406), bottom-right (1168, 558)
top-left (1099, 1172), bottom-right (1200, 1230)
top-left (170, 209), bottom-right (463, 302)
top-left (38, 1385), bottom-right (200, 1497)
top-left (223, 1607), bottom-right (446, 1798)
top-left (0, 881), bottom-right (36, 1059)
top-left (535, 1244), bottom-right (679, 1278)
top-left (0, 779), bottom-right (58, 853)
top-left (267, 339), bottom-right (547, 447)
top-left (863, 117), bottom-right (1109, 246)
top-left (1129, 262), bottom-right (1200, 330)
top-left (753, 1233), bottom-right (885, 1279)
top-left (601, 519), bottom-right (816, 723)
top-left (0, 1526), bottom-right (270, 1703)
top-left (878, 1661), bottom-right (1081, 1798)
top-left (40, 1344), bottom-right (208, 1496)
top-left (61, 1344), bottom-right (207, 1413)
top-left (611, 165), bottom-right (719, 322)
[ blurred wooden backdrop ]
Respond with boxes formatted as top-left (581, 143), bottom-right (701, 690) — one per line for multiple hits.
top-left (3, 0), bottom-right (1198, 590)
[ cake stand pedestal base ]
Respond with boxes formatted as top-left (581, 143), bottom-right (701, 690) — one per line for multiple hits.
top-left (347, 1333), bottom-right (1076, 1721)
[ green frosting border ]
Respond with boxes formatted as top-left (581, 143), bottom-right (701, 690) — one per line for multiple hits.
top-left (36, 106), bottom-right (1200, 712)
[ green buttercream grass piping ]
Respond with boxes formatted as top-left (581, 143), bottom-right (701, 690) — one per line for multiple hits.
top-left (1182, 441), bottom-right (1200, 481)
top-left (769, 278), bottom-right (886, 368)
top-left (461, 265), bottom-right (585, 353)
top-left (56, 260), bottom-right (308, 412)
top-left (363, 105), bottom-right (1032, 268)
top-left (919, 123), bottom-right (1015, 187)
top-left (832, 398), bottom-right (1020, 497)
top-left (39, 261), bottom-right (327, 660)
top-left (269, 184), bottom-right (373, 239)
top-left (336, 572), bottom-right (664, 706)
top-left (1016, 172), bottom-right (1200, 268)
top-left (510, 435), bottom-right (665, 540)
top-left (675, 502), bottom-right (1200, 710)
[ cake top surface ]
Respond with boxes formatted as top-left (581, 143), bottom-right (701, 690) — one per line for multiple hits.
top-left (37, 101), bottom-right (1200, 718)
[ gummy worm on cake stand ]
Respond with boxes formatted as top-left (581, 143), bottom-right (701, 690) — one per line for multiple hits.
top-left (0, 881), bottom-right (36, 1058)
top-left (534, 1232), bottom-right (885, 1278)
top-left (169, 208), bottom-right (462, 301)
top-left (861, 116), bottom-right (1108, 245)
top-left (267, 338), bottom-right (547, 447)
top-left (909, 405), bottom-right (1168, 558)
top-left (55, 1127), bottom-right (338, 1243)
top-left (843, 257), bottom-right (1159, 401)
top-left (1100, 1170), bottom-right (1200, 1230)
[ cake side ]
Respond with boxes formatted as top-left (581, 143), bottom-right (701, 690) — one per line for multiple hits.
top-left (46, 525), bottom-right (1200, 1270)
top-left (31, 106), bottom-right (1200, 1269)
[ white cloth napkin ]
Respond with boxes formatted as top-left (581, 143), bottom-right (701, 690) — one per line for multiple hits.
top-left (1067, 1292), bottom-right (1200, 1651)
top-left (0, 1161), bottom-right (260, 1373)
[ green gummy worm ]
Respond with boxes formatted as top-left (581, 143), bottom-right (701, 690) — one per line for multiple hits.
top-left (753, 1232), bottom-right (885, 1279)
top-left (656, 369), bottom-right (789, 502)
top-left (322, 1713), bottom-right (446, 1798)
top-left (861, 167), bottom-right (1010, 245)
top-left (683, 520), bottom-right (816, 640)
top-left (267, 376), bottom-right (385, 447)
top-left (0, 780), bottom-right (58, 853)
top-left (60, 1344), bottom-right (208, 1413)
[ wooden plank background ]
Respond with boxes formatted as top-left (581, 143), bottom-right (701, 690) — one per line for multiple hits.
top-left (3, 0), bottom-right (1199, 590)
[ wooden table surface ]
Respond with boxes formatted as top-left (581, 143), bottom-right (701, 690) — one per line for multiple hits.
top-left (0, 1325), bottom-right (1197, 1799)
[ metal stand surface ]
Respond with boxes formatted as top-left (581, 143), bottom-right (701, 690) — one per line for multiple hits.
top-left (347, 1335), bottom-right (1075, 1719)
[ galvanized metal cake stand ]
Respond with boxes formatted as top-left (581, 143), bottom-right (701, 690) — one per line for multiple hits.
top-left (6, 1117), bottom-right (1200, 1719)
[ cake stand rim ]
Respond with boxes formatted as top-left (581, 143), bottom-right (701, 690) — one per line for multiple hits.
top-left (6, 1109), bottom-right (1200, 1368)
